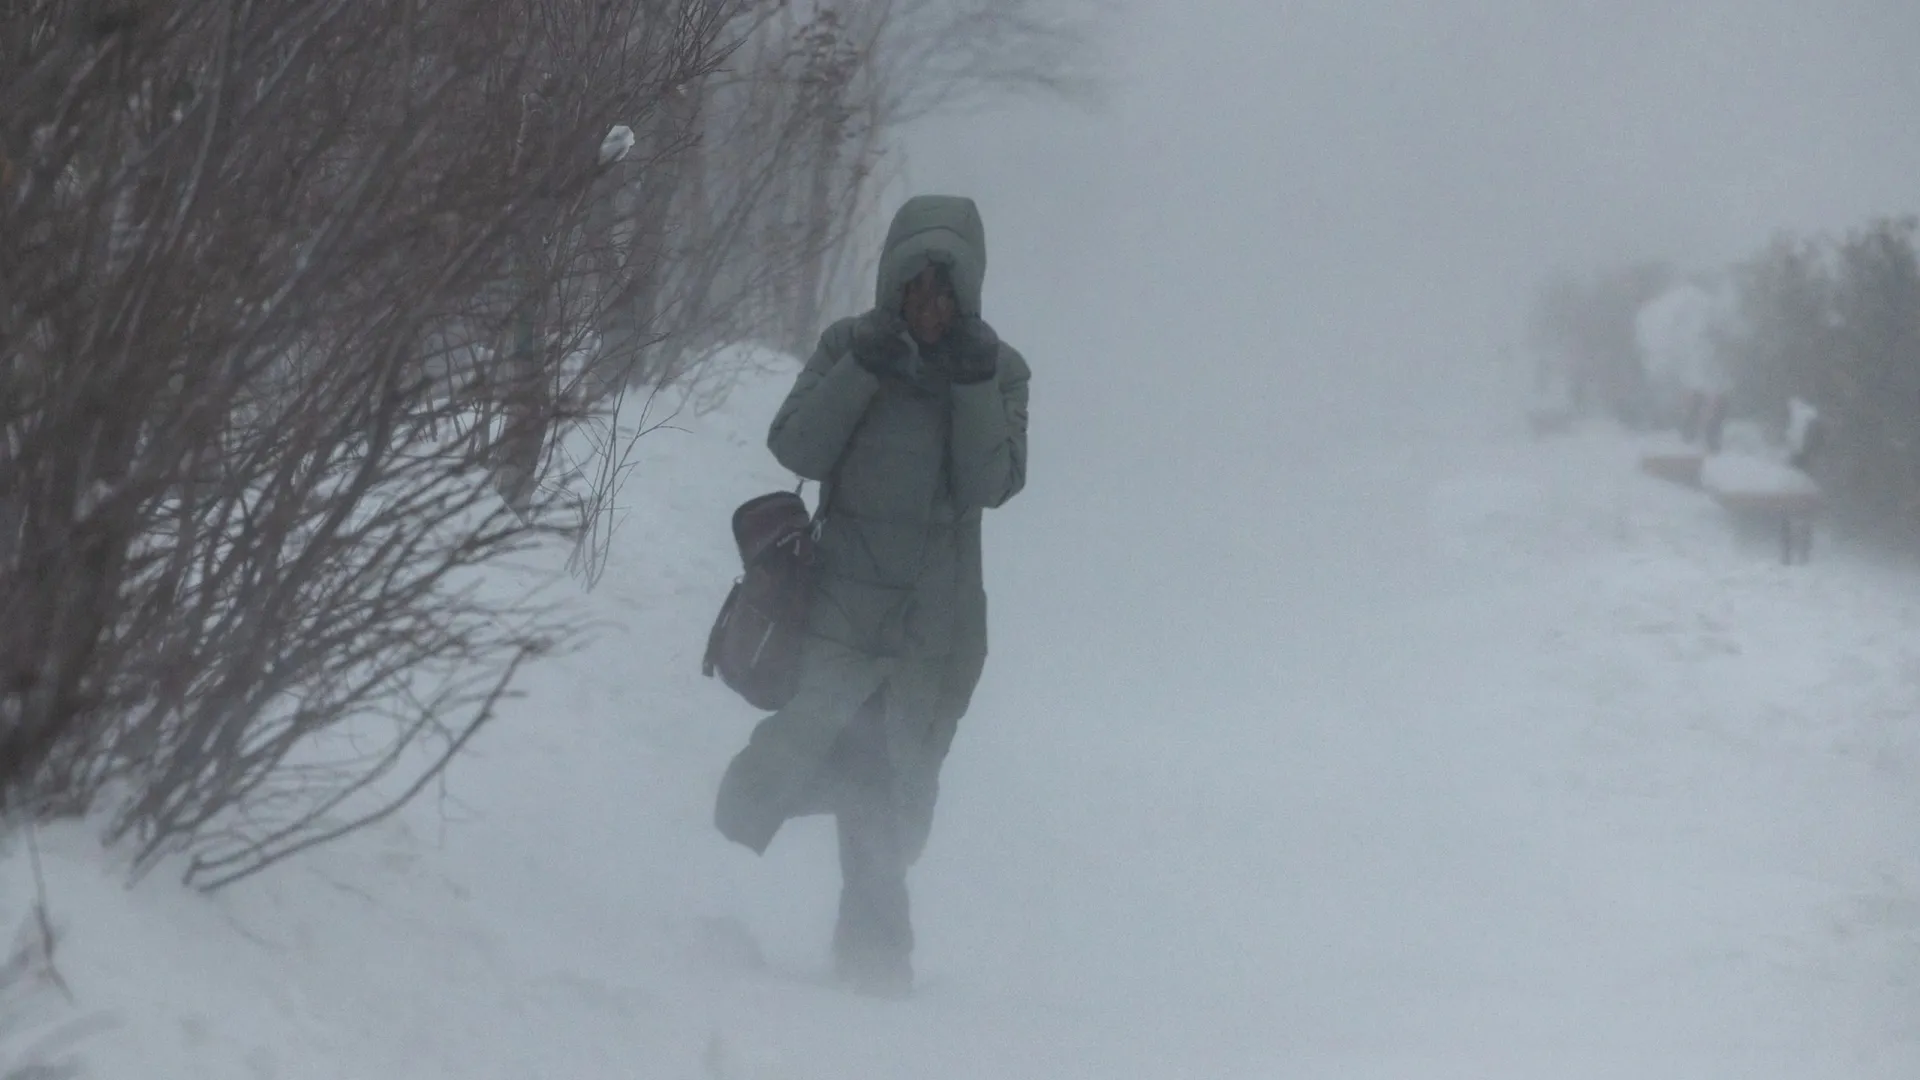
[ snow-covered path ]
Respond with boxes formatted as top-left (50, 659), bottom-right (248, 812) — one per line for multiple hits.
top-left (14, 381), bottom-right (1920, 1080)
top-left (912, 423), bottom-right (1920, 1078)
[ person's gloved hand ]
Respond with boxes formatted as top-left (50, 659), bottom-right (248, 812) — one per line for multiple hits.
top-left (934, 317), bottom-right (1000, 385)
top-left (849, 309), bottom-right (911, 379)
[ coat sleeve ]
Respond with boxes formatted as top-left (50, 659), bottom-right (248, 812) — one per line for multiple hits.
top-left (948, 345), bottom-right (1029, 509)
top-left (767, 320), bottom-right (880, 480)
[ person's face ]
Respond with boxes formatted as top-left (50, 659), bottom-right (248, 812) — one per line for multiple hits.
top-left (902, 264), bottom-right (957, 345)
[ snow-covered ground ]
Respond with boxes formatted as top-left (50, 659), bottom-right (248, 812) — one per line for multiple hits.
top-left (7, 368), bottom-right (1920, 1080)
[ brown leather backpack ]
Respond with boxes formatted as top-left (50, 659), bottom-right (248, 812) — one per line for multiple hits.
top-left (701, 487), bottom-right (821, 710)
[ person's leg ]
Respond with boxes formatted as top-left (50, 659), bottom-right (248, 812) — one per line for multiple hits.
top-left (714, 638), bottom-right (887, 854)
top-left (832, 686), bottom-right (913, 995)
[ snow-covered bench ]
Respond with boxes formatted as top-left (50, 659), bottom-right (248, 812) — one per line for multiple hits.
top-left (1634, 391), bottom-right (1729, 489)
top-left (1700, 453), bottom-right (1821, 564)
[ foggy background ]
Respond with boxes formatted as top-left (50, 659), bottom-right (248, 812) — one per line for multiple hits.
top-left (906, 0), bottom-right (1920, 440)
top-left (891, 0), bottom-right (1920, 726)
top-left (890, 4), bottom-right (1920, 1050)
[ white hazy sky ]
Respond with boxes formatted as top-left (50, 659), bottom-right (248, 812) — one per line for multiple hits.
top-left (899, 0), bottom-right (1920, 448)
top-left (882, 0), bottom-right (1920, 729)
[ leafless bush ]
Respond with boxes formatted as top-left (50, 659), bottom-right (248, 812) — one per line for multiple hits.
top-left (582, 0), bottom-right (1110, 389)
top-left (0, 0), bottom-right (1105, 885)
top-left (576, 3), bottom-right (875, 389)
top-left (556, 379), bottom-right (682, 591)
top-left (555, 0), bottom-right (1108, 572)
top-left (0, 0), bottom-right (749, 885)
top-left (785, 0), bottom-right (1112, 331)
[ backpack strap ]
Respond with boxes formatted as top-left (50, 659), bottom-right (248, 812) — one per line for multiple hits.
top-left (806, 451), bottom-right (845, 541)
top-left (800, 408), bottom-right (859, 536)
top-left (795, 332), bottom-right (866, 534)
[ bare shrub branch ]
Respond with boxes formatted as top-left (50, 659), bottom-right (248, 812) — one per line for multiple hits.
top-left (0, 0), bottom-right (1108, 884)
top-left (0, 0), bottom-right (753, 885)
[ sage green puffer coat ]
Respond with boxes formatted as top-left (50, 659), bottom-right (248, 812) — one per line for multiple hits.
top-left (714, 195), bottom-right (1030, 856)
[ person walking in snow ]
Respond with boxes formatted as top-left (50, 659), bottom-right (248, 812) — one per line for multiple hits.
top-left (713, 195), bottom-right (1029, 998)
